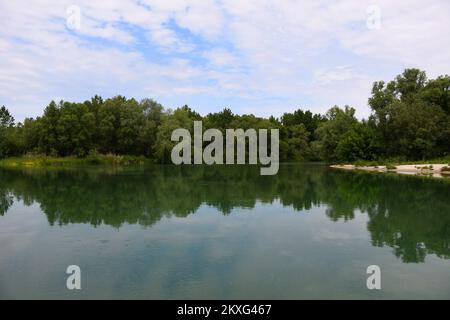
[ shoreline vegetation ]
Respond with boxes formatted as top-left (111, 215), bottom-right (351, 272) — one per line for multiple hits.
top-left (331, 160), bottom-right (450, 178)
top-left (1, 69), bottom-right (449, 167)
top-left (1, 153), bottom-right (450, 181)
top-left (0, 154), bottom-right (148, 168)
top-left (2, 155), bottom-right (450, 180)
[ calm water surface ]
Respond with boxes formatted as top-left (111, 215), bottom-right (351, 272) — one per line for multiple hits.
top-left (0, 164), bottom-right (449, 299)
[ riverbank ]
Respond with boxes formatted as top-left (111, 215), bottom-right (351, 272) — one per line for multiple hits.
top-left (0, 155), bottom-right (149, 168)
top-left (331, 163), bottom-right (450, 178)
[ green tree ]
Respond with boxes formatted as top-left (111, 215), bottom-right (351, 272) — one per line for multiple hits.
top-left (154, 107), bottom-right (197, 163)
top-left (116, 98), bottom-right (144, 155)
top-left (137, 98), bottom-right (164, 157)
top-left (56, 102), bottom-right (96, 156)
top-left (421, 75), bottom-right (450, 114)
top-left (38, 101), bottom-right (61, 155)
top-left (2, 70), bottom-right (450, 164)
top-left (385, 100), bottom-right (446, 159)
top-left (0, 106), bottom-right (15, 127)
top-left (0, 106), bottom-right (24, 158)
top-left (369, 69), bottom-right (450, 159)
top-left (395, 69), bottom-right (427, 103)
top-left (204, 108), bottom-right (235, 130)
top-left (315, 106), bottom-right (358, 162)
top-left (22, 118), bottom-right (41, 153)
top-left (336, 122), bottom-right (379, 161)
top-left (280, 124), bottom-right (310, 161)
top-left (281, 109), bottom-right (325, 140)
top-left (97, 96), bottom-right (125, 154)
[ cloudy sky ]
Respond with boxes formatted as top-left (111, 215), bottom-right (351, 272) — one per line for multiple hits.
top-left (1, 0), bottom-right (450, 121)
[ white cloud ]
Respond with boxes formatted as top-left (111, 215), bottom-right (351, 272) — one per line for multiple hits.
top-left (173, 0), bottom-right (225, 39)
top-left (202, 49), bottom-right (237, 67)
top-left (314, 66), bottom-right (357, 85)
top-left (148, 27), bottom-right (194, 52)
top-left (74, 17), bottom-right (135, 44)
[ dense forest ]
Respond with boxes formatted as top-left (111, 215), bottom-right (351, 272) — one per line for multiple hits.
top-left (0, 68), bottom-right (449, 163)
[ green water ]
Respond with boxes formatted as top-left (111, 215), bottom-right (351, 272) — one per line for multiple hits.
top-left (0, 164), bottom-right (449, 299)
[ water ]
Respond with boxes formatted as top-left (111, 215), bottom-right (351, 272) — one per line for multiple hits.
top-left (0, 164), bottom-right (449, 299)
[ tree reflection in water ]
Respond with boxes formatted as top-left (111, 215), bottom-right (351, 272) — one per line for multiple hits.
top-left (0, 164), bottom-right (449, 263)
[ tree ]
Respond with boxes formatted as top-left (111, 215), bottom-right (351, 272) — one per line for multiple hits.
top-left (56, 102), bottom-right (95, 156)
top-left (0, 106), bottom-right (20, 158)
top-left (421, 75), bottom-right (450, 114)
top-left (369, 69), bottom-right (450, 159)
top-left (204, 108), bottom-right (235, 130)
top-left (281, 109), bottom-right (325, 140)
top-left (384, 100), bottom-right (446, 159)
top-left (138, 99), bottom-right (164, 157)
top-left (336, 122), bottom-right (379, 161)
top-left (116, 98), bottom-right (144, 155)
top-left (394, 69), bottom-right (427, 103)
top-left (38, 101), bottom-right (61, 155)
top-left (154, 107), bottom-right (197, 163)
top-left (97, 96), bottom-right (125, 154)
top-left (0, 106), bottom-right (15, 127)
top-left (22, 118), bottom-right (41, 153)
top-left (315, 106), bottom-right (358, 162)
top-left (280, 124), bottom-right (310, 161)
top-left (1, 69), bottom-right (449, 164)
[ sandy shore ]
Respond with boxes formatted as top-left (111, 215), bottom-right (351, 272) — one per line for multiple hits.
top-left (330, 164), bottom-right (450, 178)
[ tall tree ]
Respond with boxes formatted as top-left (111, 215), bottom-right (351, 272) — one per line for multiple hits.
top-left (0, 106), bottom-right (15, 127)
top-left (315, 106), bottom-right (358, 162)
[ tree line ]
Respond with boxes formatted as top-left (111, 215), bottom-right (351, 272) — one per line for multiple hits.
top-left (0, 68), bottom-right (449, 163)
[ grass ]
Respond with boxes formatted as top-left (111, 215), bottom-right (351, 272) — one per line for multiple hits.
top-left (354, 160), bottom-right (380, 167)
top-left (0, 154), bottom-right (149, 168)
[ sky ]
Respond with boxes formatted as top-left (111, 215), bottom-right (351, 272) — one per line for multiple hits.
top-left (1, 0), bottom-right (450, 122)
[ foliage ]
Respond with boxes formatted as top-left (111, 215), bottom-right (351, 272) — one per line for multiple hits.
top-left (0, 69), bottom-right (449, 164)
top-left (0, 154), bottom-right (147, 168)
top-left (315, 106), bottom-right (357, 161)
